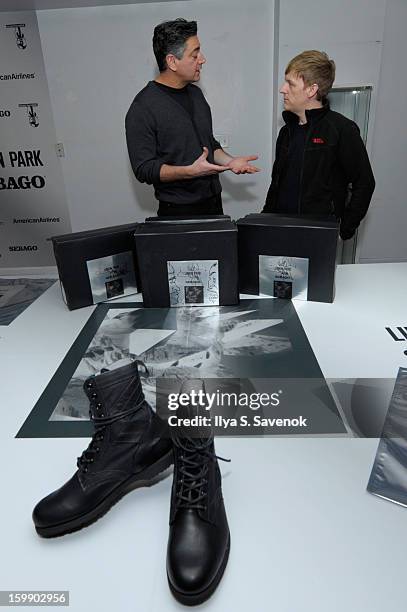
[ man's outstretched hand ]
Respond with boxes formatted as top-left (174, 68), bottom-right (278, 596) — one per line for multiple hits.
top-left (226, 155), bottom-right (260, 174)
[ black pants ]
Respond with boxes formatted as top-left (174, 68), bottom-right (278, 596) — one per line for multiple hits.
top-left (157, 194), bottom-right (223, 217)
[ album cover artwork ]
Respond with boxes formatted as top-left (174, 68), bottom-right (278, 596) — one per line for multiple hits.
top-left (105, 278), bottom-right (124, 299)
top-left (274, 281), bottom-right (293, 299)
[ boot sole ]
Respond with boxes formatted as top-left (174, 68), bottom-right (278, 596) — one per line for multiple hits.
top-left (35, 448), bottom-right (173, 538)
top-left (167, 532), bottom-right (231, 606)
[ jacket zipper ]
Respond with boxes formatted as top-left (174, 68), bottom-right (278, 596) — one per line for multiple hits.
top-left (298, 119), bottom-right (313, 215)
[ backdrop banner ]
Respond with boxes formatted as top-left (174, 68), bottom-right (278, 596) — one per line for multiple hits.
top-left (0, 11), bottom-right (71, 267)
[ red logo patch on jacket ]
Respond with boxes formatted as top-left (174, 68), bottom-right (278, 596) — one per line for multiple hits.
top-left (312, 137), bottom-right (325, 144)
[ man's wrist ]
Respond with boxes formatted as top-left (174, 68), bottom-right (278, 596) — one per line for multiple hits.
top-left (214, 148), bottom-right (234, 167)
top-left (160, 163), bottom-right (194, 182)
top-left (184, 164), bottom-right (194, 178)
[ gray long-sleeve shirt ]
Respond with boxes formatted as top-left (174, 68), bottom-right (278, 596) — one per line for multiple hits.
top-left (125, 81), bottom-right (222, 205)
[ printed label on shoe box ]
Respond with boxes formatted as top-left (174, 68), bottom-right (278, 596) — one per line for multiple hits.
top-left (167, 260), bottom-right (219, 307)
top-left (86, 251), bottom-right (138, 304)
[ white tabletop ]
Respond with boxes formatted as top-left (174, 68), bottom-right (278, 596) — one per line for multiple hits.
top-left (1, 263), bottom-right (407, 612)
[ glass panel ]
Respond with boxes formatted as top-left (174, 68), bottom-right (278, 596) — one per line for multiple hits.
top-left (328, 87), bottom-right (372, 263)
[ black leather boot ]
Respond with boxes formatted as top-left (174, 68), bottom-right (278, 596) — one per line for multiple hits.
top-left (166, 380), bottom-right (230, 606)
top-left (33, 361), bottom-right (173, 538)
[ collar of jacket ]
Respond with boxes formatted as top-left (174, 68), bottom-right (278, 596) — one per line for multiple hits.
top-left (282, 100), bottom-right (330, 125)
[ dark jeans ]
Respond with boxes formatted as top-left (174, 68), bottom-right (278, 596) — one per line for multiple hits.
top-left (157, 194), bottom-right (223, 217)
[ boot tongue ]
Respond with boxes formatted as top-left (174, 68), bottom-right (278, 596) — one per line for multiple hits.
top-left (172, 379), bottom-right (213, 508)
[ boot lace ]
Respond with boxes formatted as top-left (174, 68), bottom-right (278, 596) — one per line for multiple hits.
top-left (77, 367), bottom-right (148, 474)
top-left (174, 438), bottom-right (230, 511)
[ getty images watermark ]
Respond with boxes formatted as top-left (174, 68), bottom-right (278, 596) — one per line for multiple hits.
top-left (155, 379), bottom-right (316, 436)
top-left (167, 388), bottom-right (307, 429)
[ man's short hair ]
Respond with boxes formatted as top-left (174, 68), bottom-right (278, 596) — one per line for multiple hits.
top-left (286, 50), bottom-right (336, 100)
top-left (153, 18), bottom-right (197, 72)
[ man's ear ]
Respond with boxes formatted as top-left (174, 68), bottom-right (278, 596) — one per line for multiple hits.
top-left (307, 82), bottom-right (319, 100)
top-left (165, 54), bottom-right (178, 73)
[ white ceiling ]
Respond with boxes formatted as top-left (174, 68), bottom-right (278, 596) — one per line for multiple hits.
top-left (0, 0), bottom-right (189, 11)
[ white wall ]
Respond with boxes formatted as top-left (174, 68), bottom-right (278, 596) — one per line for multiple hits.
top-left (360, 0), bottom-right (407, 262)
top-left (37, 0), bottom-right (274, 230)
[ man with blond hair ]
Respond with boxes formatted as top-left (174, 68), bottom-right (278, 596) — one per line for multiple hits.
top-left (263, 50), bottom-right (375, 240)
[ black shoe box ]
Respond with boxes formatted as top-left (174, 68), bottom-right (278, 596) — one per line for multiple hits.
top-left (135, 218), bottom-right (239, 308)
top-left (52, 223), bottom-right (140, 310)
top-left (237, 213), bottom-right (339, 303)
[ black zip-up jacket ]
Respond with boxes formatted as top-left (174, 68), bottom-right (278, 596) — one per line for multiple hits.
top-left (262, 104), bottom-right (375, 238)
top-left (125, 81), bottom-right (221, 205)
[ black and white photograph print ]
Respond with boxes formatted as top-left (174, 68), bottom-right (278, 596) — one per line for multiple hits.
top-left (0, 277), bottom-right (56, 325)
top-left (50, 302), bottom-right (292, 421)
top-left (17, 298), bottom-right (346, 437)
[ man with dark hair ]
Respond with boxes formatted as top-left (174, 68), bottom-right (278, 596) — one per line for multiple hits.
top-left (126, 18), bottom-right (260, 216)
top-left (263, 50), bottom-right (375, 240)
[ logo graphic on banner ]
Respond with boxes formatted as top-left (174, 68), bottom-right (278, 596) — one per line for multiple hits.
top-left (5, 24), bottom-right (27, 50)
top-left (18, 103), bottom-right (39, 127)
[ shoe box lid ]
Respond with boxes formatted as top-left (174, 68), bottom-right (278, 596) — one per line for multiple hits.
top-left (136, 218), bottom-right (236, 237)
top-left (144, 215), bottom-right (231, 224)
top-left (51, 222), bottom-right (139, 245)
top-left (237, 212), bottom-right (338, 231)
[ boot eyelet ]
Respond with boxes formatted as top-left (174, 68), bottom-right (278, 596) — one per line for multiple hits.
top-left (91, 392), bottom-right (97, 399)
top-left (96, 403), bottom-right (102, 409)
top-left (84, 467), bottom-right (88, 473)
top-left (86, 381), bottom-right (93, 389)
top-left (90, 458), bottom-right (94, 463)
top-left (96, 447), bottom-right (100, 452)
